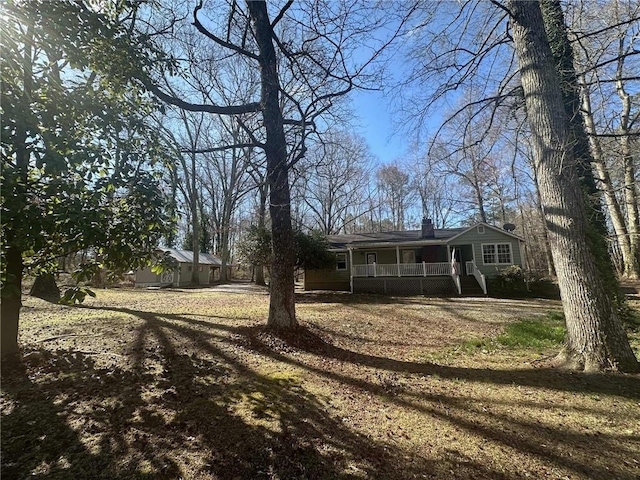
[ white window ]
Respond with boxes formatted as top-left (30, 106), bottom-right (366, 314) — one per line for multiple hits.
top-left (401, 250), bottom-right (415, 264)
top-left (482, 243), bottom-right (512, 265)
top-left (477, 225), bottom-right (485, 234)
top-left (336, 253), bottom-right (347, 270)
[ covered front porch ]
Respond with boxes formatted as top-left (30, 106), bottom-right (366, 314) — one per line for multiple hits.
top-left (347, 244), bottom-right (486, 295)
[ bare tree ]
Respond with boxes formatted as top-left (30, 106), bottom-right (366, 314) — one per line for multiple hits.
top-left (376, 162), bottom-right (415, 230)
top-left (299, 132), bottom-right (375, 234)
top-left (169, 110), bottom-right (210, 284)
top-left (143, 0), bottom-right (409, 327)
top-left (412, 156), bottom-right (457, 228)
top-left (395, 0), bottom-right (637, 371)
top-left (202, 118), bottom-right (255, 282)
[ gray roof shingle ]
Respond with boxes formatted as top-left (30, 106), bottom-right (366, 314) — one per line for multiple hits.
top-left (326, 228), bottom-right (467, 248)
top-left (158, 247), bottom-right (223, 266)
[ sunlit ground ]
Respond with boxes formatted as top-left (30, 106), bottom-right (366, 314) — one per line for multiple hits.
top-left (2, 285), bottom-right (639, 479)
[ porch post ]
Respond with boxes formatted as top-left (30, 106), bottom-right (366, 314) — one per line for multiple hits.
top-left (349, 248), bottom-right (354, 293)
top-left (422, 261), bottom-right (426, 277)
top-left (396, 245), bottom-right (400, 277)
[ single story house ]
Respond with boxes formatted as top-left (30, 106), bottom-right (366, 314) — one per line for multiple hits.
top-left (304, 219), bottom-right (526, 296)
top-left (135, 248), bottom-right (223, 288)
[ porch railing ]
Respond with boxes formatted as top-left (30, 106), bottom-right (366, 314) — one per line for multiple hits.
top-left (351, 262), bottom-right (455, 277)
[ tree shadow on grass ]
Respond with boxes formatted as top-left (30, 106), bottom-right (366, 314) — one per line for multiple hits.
top-left (2, 312), bottom-right (519, 480)
top-left (7, 301), bottom-right (638, 479)
top-left (238, 325), bottom-right (640, 480)
top-left (295, 291), bottom-right (438, 305)
top-left (239, 324), bottom-right (640, 398)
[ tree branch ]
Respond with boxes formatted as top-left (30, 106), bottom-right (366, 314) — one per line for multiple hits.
top-left (180, 142), bottom-right (259, 154)
top-left (145, 81), bottom-right (261, 115)
top-left (193, 1), bottom-right (259, 60)
top-left (271, 0), bottom-right (294, 28)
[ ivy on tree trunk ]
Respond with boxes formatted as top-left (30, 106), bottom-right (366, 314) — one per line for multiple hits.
top-left (506, 0), bottom-right (638, 372)
top-left (540, 0), bottom-right (627, 306)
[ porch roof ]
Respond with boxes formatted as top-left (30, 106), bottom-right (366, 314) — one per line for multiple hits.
top-left (326, 228), bottom-right (466, 249)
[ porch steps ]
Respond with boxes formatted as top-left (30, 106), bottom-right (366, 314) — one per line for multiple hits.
top-left (459, 276), bottom-right (486, 296)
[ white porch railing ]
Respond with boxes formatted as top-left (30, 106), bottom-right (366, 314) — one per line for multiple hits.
top-left (351, 262), bottom-right (455, 277)
top-left (467, 260), bottom-right (487, 295)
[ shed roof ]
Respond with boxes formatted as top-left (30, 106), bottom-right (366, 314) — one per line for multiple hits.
top-left (158, 247), bottom-right (222, 266)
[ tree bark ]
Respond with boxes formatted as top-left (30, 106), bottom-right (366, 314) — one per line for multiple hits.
top-left (622, 135), bottom-right (640, 271)
top-left (507, 0), bottom-right (638, 372)
top-left (1, 19), bottom-right (33, 357)
top-left (540, 0), bottom-right (624, 300)
top-left (532, 166), bottom-right (556, 277)
top-left (248, 0), bottom-right (296, 327)
top-left (2, 248), bottom-right (23, 356)
top-left (190, 191), bottom-right (200, 285)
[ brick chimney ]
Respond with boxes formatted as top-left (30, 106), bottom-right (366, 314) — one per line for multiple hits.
top-left (421, 217), bottom-right (434, 239)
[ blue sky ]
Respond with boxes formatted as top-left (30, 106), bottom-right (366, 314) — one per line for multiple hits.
top-left (351, 86), bottom-right (448, 167)
top-left (352, 89), bottom-right (407, 165)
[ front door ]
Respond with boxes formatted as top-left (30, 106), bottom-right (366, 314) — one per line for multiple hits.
top-left (366, 252), bottom-right (377, 276)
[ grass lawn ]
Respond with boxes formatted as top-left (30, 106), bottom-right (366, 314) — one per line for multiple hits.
top-left (2, 284), bottom-right (639, 479)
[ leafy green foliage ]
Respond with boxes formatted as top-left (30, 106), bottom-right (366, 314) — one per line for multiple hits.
top-left (236, 226), bottom-right (274, 268)
top-left (236, 227), bottom-right (335, 270)
top-left (59, 286), bottom-right (96, 305)
top-left (150, 251), bottom-right (179, 275)
top-left (1, 0), bottom-right (176, 297)
top-left (293, 230), bottom-right (336, 270)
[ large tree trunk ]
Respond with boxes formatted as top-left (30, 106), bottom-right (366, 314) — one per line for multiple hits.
top-left (189, 148), bottom-right (200, 285)
top-left (248, 0), bottom-right (296, 328)
top-left (2, 21), bottom-right (33, 357)
top-left (220, 224), bottom-right (231, 283)
top-left (191, 194), bottom-right (200, 285)
top-left (1, 248), bottom-right (23, 356)
top-left (507, 0), bottom-right (638, 372)
top-left (532, 167), bottom-right (556, 277)
top-left (219, 181), bottom-right (235, 283)
top-left (540, 0), bottom-right (625, 302)
top-left (622, 137), bottom-right (640, 271)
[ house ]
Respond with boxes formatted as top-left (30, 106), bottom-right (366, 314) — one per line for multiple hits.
top-left (135, 248), bottom-right (223, 288)
top-left (304, 219), bottom-right (526, 296)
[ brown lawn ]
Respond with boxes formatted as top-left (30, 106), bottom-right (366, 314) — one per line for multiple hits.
top-left (2, 283), bottom-right (639, 479)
